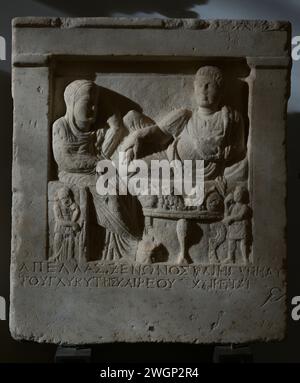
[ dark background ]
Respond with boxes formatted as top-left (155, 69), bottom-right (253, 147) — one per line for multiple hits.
top-left (0, 0), bottom-right (300, 363)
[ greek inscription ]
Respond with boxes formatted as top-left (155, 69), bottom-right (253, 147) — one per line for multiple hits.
top-left (192, 278), bottom-right (250, 290)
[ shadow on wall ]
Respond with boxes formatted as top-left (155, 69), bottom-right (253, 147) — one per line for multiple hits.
top-left (33, 0), bottom-right (207, 17)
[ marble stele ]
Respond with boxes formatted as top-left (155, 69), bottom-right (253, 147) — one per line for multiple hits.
top-left (11, 18), bottom-right (291, 344)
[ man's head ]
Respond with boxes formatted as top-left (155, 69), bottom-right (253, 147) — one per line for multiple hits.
top-left (233, 186), bottom-right (249, 203)
top-left (194, 66), bottom-right (224, 109)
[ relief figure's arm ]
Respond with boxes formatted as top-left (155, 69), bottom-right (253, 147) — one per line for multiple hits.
top-left (224, 193), bottom-right (233, 217)
top-left (54, 203), bottom-right (74, 227)
top-left (101, 114), bottom-right (128, 158)
top-left (71, 204), bottom-right (80, 223)
top-left (227, 205), bottom-right (250, 222)
top-left (120, 111), bottom-right (173, 159)
top-left (225, 110), bottom-right (246, 165)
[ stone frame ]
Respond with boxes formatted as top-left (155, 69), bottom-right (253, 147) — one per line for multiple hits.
top-left (11, 17), bottom-right (291, 344)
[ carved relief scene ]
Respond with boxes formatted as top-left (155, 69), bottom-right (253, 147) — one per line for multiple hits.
top-left (48, 60), bottom-right (252, 265)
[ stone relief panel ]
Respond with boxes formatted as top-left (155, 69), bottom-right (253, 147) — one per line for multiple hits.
top-left (49, 64), bottom-right (252, 265)
top-left (11, 17), bottom-right (290, 345)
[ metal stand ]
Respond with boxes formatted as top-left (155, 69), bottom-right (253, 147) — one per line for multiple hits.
top-left (213, 345), bottom-right (253, 363)
top-left (54, 344), bottom-right (252, 363)
top-left (55, 346), bottom-right (92, 363)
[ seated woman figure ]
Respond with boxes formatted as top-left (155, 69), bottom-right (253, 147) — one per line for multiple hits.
top-left (52, 80), bottom-right (143, 261)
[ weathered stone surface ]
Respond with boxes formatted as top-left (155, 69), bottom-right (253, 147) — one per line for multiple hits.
top-left (10, 17), bottom-right (290, 345)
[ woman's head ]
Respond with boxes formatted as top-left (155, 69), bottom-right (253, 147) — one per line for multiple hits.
top-left (64, 80), bottom-right (98, 131)
top-left (56, 187), bottom-right (73, 207)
